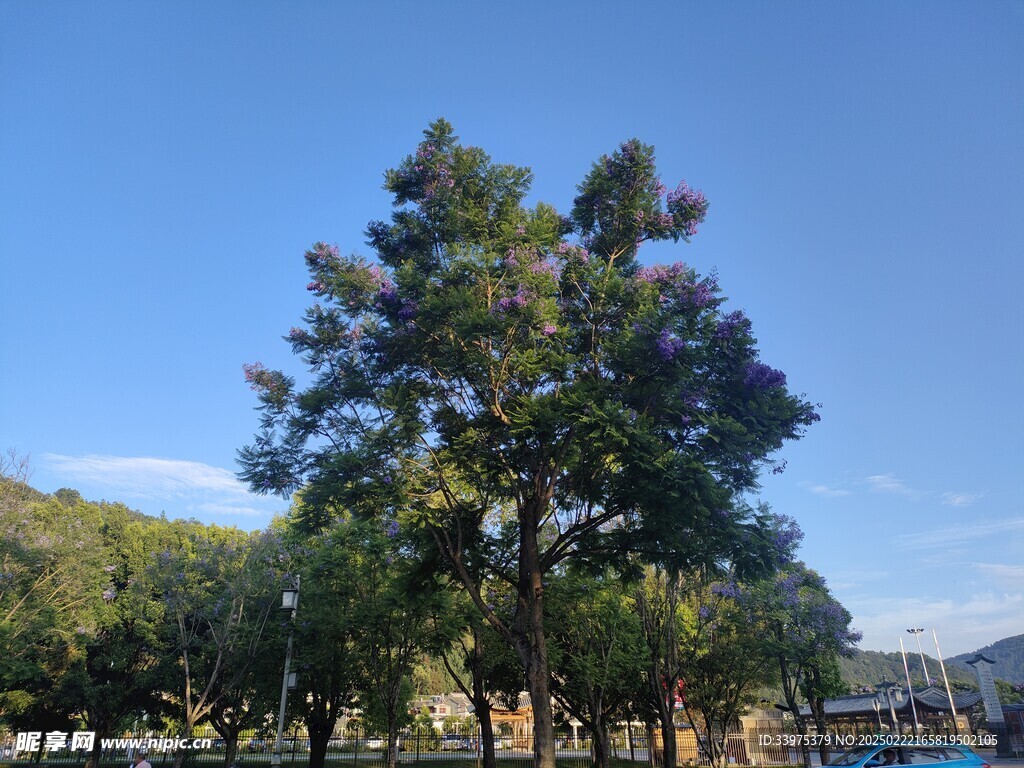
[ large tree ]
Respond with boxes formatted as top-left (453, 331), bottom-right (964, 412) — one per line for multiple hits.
top-left (240, 119), bottom-right (820, 768)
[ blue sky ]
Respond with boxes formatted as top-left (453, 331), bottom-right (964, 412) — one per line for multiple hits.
top-left (2, 2), bottom-right (1022, 657)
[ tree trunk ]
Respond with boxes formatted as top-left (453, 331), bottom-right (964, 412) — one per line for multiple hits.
top-left (657, 702), bottom-right (676, 768)
top-left (811, 696), bottom-right (831, 766)
top-left (224, 736), bottom-right (238, 768)
top-left (778, 659), bottom-right (811, 768)
top-left (173, 722), bottom-right (194, 768)
top-left (386, 718), bottom-right (400, 768)
top-left (592, 727), bottom-right (611, 768)
top-left (86, 725), bottom-right (113, 768)
top-left (477, 697), bottom-right (497, 768)
top-left (516, 514), bottom-right (556, 768)
top-left (309, 731), bottom-right (331, 768)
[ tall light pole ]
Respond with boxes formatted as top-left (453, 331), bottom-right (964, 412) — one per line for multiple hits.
top-left (906, 628), bottom-right (930, 685)
top-left (272, 576), bottom-right (300, 768)
top-left (932, 629), bottom-right (960, 736)
top-left (899, 637), bottom-right (921, 735)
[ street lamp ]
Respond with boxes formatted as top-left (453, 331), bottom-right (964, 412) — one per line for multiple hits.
top-left (906, 629), bottom-right (931, 685)
top-left (931, 629), bottom-right (960, 736)
top-left (271, 576), bottom-right (300, 768)
top-left (898, 637), bottom-right (922, 736)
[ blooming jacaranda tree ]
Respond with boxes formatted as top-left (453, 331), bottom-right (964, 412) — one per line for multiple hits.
top-left (239, 119), bottom-right (820, 768)
top-left (749, 562), bottom-right (862, 767)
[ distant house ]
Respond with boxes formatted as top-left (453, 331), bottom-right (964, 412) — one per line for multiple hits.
top-left (410, 693), bottom-right (475, 730)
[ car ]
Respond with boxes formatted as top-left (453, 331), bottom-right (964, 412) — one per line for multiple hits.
top-left (247, 738), bottom-right (268, 752)
top-left (441, 735), bottom-right (472, 751)
top-left (826, 743), bottom-right (990, 768)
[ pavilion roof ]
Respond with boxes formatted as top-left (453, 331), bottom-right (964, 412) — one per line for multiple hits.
top-left (781, 687), bottom-right (983, 718)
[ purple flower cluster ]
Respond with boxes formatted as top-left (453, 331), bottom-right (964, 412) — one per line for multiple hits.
top-left (305, 242), bottom-right (340, 268)
top-left (397, 301), bottom-right (418, 321)
top-left (385, 520), bottom-right (400, 538)
top-left (698, 605), bottom-right (713, 620)
top-left (777, 572), bottom-right (802, 607)
top-left (744, 362), bottom-right (787, 389)
top-left (102, 588), bottom-right (117, 602)
top-left (541, 324), bottom-right (557, 336)
top-left (691, 281), bottom-right (715, 307)
top-left (656, 329), bottom-right (687, 361)
top-left (638, 262), bottom-right (688, 285)
top-left (306, 280), bottom-right (326, 293)
top-left (529, 259), bottom-right (559, 278)
top-left (711, 581), bottom-right (742, 599)
top-left (378, 281), bottom-right (398, 303)
top-left (715, 310), bottom-right (750, 340)
top-left (666, 181), bottom-right (710, 237)
top-left (770, 514), bottom-right (804, 556)
top-left (494, 286), bottom-right (530, 314)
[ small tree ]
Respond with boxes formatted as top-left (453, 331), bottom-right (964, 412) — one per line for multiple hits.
top-left (155, 523), bottom-right (279, 768)
top-left (341, 518), bottom-right (441, 768)
top-left (284, 520), bottom-right (361, 768)
top-left (547, 570), bottom-right (648, 768)
top-left (678, 577), bottom-right (776, 768)
top-left (751, 563), bottom-right (861, 767)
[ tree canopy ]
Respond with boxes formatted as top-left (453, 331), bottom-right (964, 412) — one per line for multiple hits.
top-left (239, 118), bottom-right (821, 768)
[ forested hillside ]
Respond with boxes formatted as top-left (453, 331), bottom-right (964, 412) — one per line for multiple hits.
top-left (951, 635), bottom-right (1024, 685)
top-left (837, 647), bottom-right (1024, 704)
top-left (838, 649), bottom-right (974, 689)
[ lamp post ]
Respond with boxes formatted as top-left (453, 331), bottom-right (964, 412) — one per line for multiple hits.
top-left (899, 637), bottom-right (922, 735)
top-left (271, 576), bottom-right (300, 768)
top-left (906, 628), bottom-right (931, 685)
top-left (932, 629), bottom-right (960, 736)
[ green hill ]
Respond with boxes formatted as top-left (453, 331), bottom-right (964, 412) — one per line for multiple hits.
top-left (838, 649), bottom-right (975, 690)
top-left (950, 634), bottom-right (1024, 684)
top-left (838, 639), bottom-right (1024, 704)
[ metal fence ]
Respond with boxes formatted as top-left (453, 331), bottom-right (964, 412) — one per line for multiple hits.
top-left (5, 725), bottom-right (1002, 768)
top-left (0, 727), bottom-right (785, 768)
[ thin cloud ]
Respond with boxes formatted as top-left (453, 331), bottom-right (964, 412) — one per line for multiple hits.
top-left (973, 563), bottom-right (1024, 588)
top-left (42, 453), bottom-right (280, 520)
top-left (802, 482), bottom-right (851, 498)
top-left (864, 473), bottom-right (919, 497)
top-left (894, 517), bottom-right (1024, 550)
top-left (846, 592), bottom-right (1024, 656)
top-left (942, 491), bottom-right (983, 507)
top-left (189, 503), bottom-right (265, 517)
